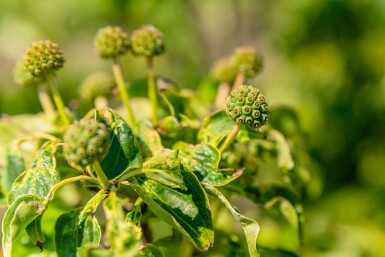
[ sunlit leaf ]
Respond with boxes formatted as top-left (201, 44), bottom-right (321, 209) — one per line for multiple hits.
top-left (2, 194), bottom-right (45, 257)
top-left (198, 111), bottom-right (257, 147)
top-left (1, 145), bottom-right (25, 194)
top-left (55, 191), bottom-right (106, 257)
top-left (143, 149), bottom-right (186, 190)
top-left (174, 142), bottom-right (242, 186)
top-left (137, 120), bottom-right (164, 159)
top-left (103, 192), bottom-right (142, 256)
top-left (128, 167), bottom-right (214, 251)
top-left (204, 184), bottom-right (260, 257)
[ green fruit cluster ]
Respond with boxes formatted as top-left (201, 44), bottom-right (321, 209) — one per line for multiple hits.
top-left (130, 25), bottom-right (165, 57)
top-left (210, 57), bottom-right (236, 83)
top-left (63, 119), bottom-right (111, 167)
top-left (230, 47), bottom-right (263, 78)
top-left (23, 40), bottom-right (65, 77)
top-left (225, 85), bottom-right (269, 128)
top-left (94, 26), bottom-right (130, 59)
top-left (79, 72), bottom-right (115, 102)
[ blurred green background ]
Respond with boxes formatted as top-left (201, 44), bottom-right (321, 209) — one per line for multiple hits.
top-left (1, 0), bottom-right (385, 256)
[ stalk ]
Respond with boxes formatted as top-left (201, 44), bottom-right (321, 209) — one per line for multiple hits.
top-left (45, 74), bottom-right (70, 126)
top-left (92, 159), bottom-right (110, 191)
top-left (232, 73), bottom-right (245, 90)
top-left (146, 57), bottom-right (159, 126)
top-left (37, 85), bottom-right (55, 119)
top-left (111, 58), bottom-right (136, 130)
top-left (215, 82), bottom-right (230, 109)
top-left (219, 123), bottom-right (242, 153)
top-left (44, 175), bottom-right (100, 206)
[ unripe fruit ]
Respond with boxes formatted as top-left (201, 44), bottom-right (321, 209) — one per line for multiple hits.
top-left (130, 25), bottom-right (165, 57)
top-left (63, 119), bottom-right (111, 168)
top-left (210, 57), bottom-right (237, 83)
top-left (94, 26), bottom-right (130, 59)
top-left (225, 85), bottom-right (269, 128)
top-left (230, 47), bottom-right (263, 78)
top-left (23, 40), bottom-right (65, 77)
top-left (79, 72), bottom-right (115, 102)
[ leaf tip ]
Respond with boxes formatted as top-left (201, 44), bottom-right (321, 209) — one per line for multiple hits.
top-left (36, 241), bottom-right (45, 251)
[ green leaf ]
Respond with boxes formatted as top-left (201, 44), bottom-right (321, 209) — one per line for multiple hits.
top-left (267, 129), bottom-right (294, 173)
top-left (129, 167), bottom-right (214, 251)
top-left (2, 194), bottom-right (45, 257)
top-left (86, 248), bottom-right (111, 257)
top-left (1, 145), bottom-right (25, 194)
top-left (5, 142), bottom-right (60, 251)
top-left (135, 244), bottom-right (164, 257)
top-left (204, 184), bottom-right (260, 257)
top-left (55, 191), bottom-right (106, 257)
top-left (198, 111), bottom-right (254, 147)
top-left (126, 198), bottom-right (143, 225)
top-left (137, 120), bottom-right (164, 159)
top-left (103, 191), bottom-right (142, 256)
top-left (143, 149), bottom-right (186, 190)
top-left (7, 142), bottom-right (60, 205)
top-left (25, 216), bottom-right (45, 250)
top-left (174, 142), bottom-right (242, 186)
top-left (245, 186), bottom-right (304, 244)
top-left (96, 109), bottom-right (142, 180)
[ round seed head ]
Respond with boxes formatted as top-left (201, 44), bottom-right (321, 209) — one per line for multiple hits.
top-left (130, 25), bottom-right (165, 57)
top-left (210, 57), bottom-right (237, 83)
top-left (63, 119), bottom-right (111, 168)
top-left (94, 26), bottom-right (130, 59)
top-left (23, 40), bottom-right (65, 77)
top-left (230, 47), bottom-right (263, 78)
top-left (225, 85), bottom-right (269, 129)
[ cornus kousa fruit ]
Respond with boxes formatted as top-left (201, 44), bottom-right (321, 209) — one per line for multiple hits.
top-left (130, 25), bottom-right (165, 57)
top-left (225, 85), bottom-right (269, 128)
top-left (94, 26), bottom-right (130, 59)
top-left (79, 72), bottom-right (115, 102)
top-left (230, 47), bottom-right (263, 78)
top-left (63, 119), bottom-right (111, 167)
top-left (210, 57), bottom-right (237, 83)
top-left (23, 40), bottom-right (65, 77)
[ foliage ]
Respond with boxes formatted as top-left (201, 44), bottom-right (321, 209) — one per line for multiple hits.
top-left (0, 22), bottom-right (311, 257)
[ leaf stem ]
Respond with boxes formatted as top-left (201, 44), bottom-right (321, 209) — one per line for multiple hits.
top-left (37, 85), bottom-right (56, 119)
top-left (111, 58), bottom-right (136, 130)
top-left (146, 57), bottom-right (159, 126)
top-left (92, 160), bottom-right (110, 191)
top-left (219, 123), bottom-right (242, 153)
top-left (44, 175), bottom-right (100, 206)
top-left (117, 168), bottom-right (157, 182)
top-left (45, 74), bottom-right (70, 126)
top-left (232, 73), bottom-right (245, 90)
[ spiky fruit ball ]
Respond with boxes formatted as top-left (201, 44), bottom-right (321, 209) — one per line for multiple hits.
top-left (225, 85), bottom-right (269, 128)
top-left (130, 25), bottom-right (165, 57)
top-left (63, 119), bottom-right (111, 168)
top-left (94, 26), bottom-right (130, 59)
top-left (79, 72), bottom-right (115, 102)
top-left (210, 57), bottom-right (237, 83)
top-left (23, 40), bottom-right (65, 77)
top-left (230, 47), bottom-right (263, 78)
